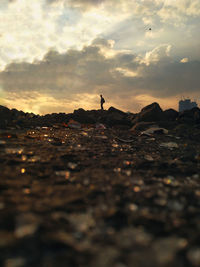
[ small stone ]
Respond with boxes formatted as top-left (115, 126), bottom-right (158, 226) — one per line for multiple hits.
top-left (95, 135), bottom-right (108, 139)
top-left (144, 155), bottom-right (154, 161)
top-left (15, 213), bottom-right (40, 238)
top-left (81, 131), bottom-right (88, 136)
top-left (20, 168), bottom-right (26, 174)
top-left (0, 231), bottom-right (15, 247)
top-left (114, 167), bottom-right (121, 173)
top-left (0, 202), bottom-right (5, 210)
top-left (160, 142), bottom-right (178, 149)
top-left (124, 169), bottom-right (132, 176)
top-left (68, 213), bottom-right (95, 232)
top-left (21, 155), bottom-right (27, 161)
top-left (129, 203), bottom-right (138, 211)
top-left (154, 198), bottom-right (167, 206)
top-left (112, 143), bottom-right (119, 148)
top-left (123, 160), bottom-right (131, 166)
top-left (133, 186), bottom-right (141, 192)
top-left (67, 162), bottom-right (78, 170)
top-left (187, 247), bottom-right (200, 266)
top-left (153, 237), bottom-right (187, 265)
top-left (23, 188), bottom-right (30, 194)
top-left (4, 258), bottom-right (26, 267)
top-left (168, 200), bottom-right (184, 211)
top-left (55, 170), bottom-right (70, 179)
top-left (193, 174), bottom-right (199, 179)
top-left (5, 147), bottom-right (24, 154)
top-left (83, 179), bottom-right (89, 185)
top-left (27, 155), bottom-right (40, 162)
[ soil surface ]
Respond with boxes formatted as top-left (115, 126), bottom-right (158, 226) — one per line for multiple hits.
top-left (1, 124), bottom-right (200, 267)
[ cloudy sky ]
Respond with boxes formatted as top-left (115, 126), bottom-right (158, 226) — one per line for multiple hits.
top-left (0, 0), bottom-right (200, 114)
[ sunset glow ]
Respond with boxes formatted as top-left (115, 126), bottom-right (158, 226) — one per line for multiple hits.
top-left (0, 0), bottom-right (199, 114)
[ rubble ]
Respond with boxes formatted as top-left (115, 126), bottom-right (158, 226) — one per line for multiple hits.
top-left (140, 127), bottom-right (168, 136)
top-left (0, 103), bottom-right (200, 266)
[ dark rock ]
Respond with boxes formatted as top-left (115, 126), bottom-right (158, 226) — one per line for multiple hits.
top-left (72, 108), bottom-right (96, 124)
top-left (108, 106), bottom-right (126, 115)
top-left (163, 108), bottom-right (178, 121)
top-left (101, 107), bottom-right (131, 127)
top-left (132, 102), bottom-right (164, 124)
top-left (0, 106), bottom-right (12, 128)
top-left (177, 107), bottom-right (200, 124)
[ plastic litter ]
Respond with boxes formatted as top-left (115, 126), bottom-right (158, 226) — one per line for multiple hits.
top-left (96, 123), bottom-right (106, 129)
top-left (55, 170), bottom-right (70, 179)
top-left (124, 169), bottom-right (132, 176)
top-left (94, 135), bottom-right (108, 139)
top-left (64, 119), bottom-right (81, 129)
top-left (114, 136), bottom-right (135, 143)
top-left (67, 162), bottom-right (78, 170)
top-left (144, 155), bottom-right (154, 161)
top-left (141, 127), bottom-right (168, 136)
top-left (160, 142), bottom-right (178, 149)
top-left (5, 147), bottom-right (24, 154)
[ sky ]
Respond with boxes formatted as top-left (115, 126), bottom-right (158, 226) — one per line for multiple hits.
top-left (0, 0), bottom-right (200, 114)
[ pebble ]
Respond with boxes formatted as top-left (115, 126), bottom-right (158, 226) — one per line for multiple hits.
top-left (187, 247), bottom-right (200, 266)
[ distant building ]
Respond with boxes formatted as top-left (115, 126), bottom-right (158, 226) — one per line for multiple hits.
top-left (179, 99), bottom-right (198, 112)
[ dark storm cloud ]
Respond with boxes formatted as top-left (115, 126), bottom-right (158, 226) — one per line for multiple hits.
top-left (135, 60), bottom-right (200, 97)
top-left (0, 38), bottom-right (200, 104)
top-left (0, 39), bottom-right (118, 98)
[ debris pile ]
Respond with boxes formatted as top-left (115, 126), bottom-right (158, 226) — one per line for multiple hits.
top-left (0, 102), bottom-right (200, 266)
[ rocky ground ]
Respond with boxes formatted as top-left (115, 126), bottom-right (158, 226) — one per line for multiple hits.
top-left (0, 103), bottom-right (200, 267)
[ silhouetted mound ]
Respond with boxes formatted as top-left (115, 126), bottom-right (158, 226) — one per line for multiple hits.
top-left (0, 105), bottom-right (11, 128)
top-left (132, 102), bottom-right (164, 125)
top-left (0, 103), bottom-right (200, 130)
top-left (177, 107), bottom-right (200, 124)
top-left (163, 108), bottom-right (178, 121)
top-left (101, 106), bottom-right (131, 127)
top-left (0, 105), bottom-right (37, 128)
top-left (73, 108), bottom-right (96, 124)
top-left (0, 105), bottom-right (132, 129)
top-left (108, 106), bottom-right (126, 115)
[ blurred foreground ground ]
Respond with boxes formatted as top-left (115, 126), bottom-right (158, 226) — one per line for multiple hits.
top-left (0, 125), bottom-right (200, 267)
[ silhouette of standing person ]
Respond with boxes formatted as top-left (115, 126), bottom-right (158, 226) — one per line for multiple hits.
top-left (100, 95), bottom-right (105, 110)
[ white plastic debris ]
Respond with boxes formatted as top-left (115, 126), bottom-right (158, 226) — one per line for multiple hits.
top-left (94, 135), bottom-right (108, 139)
top-left (144, 155), bottom-right (154, 161)
top-left (68, 213), bottom-right (95, 232)
top-left (67, 119), bottom-right (81, 129)
top-left (95, 123), bottom-right (106, 129)
top-left (159, 142), bottom-right (178, 149)
top-left (55, 170), bottom-right (70, 179)
top-left (67, 162), bottom-right (78, 170)
top-left (141, 127), bottom-right (168, 136)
